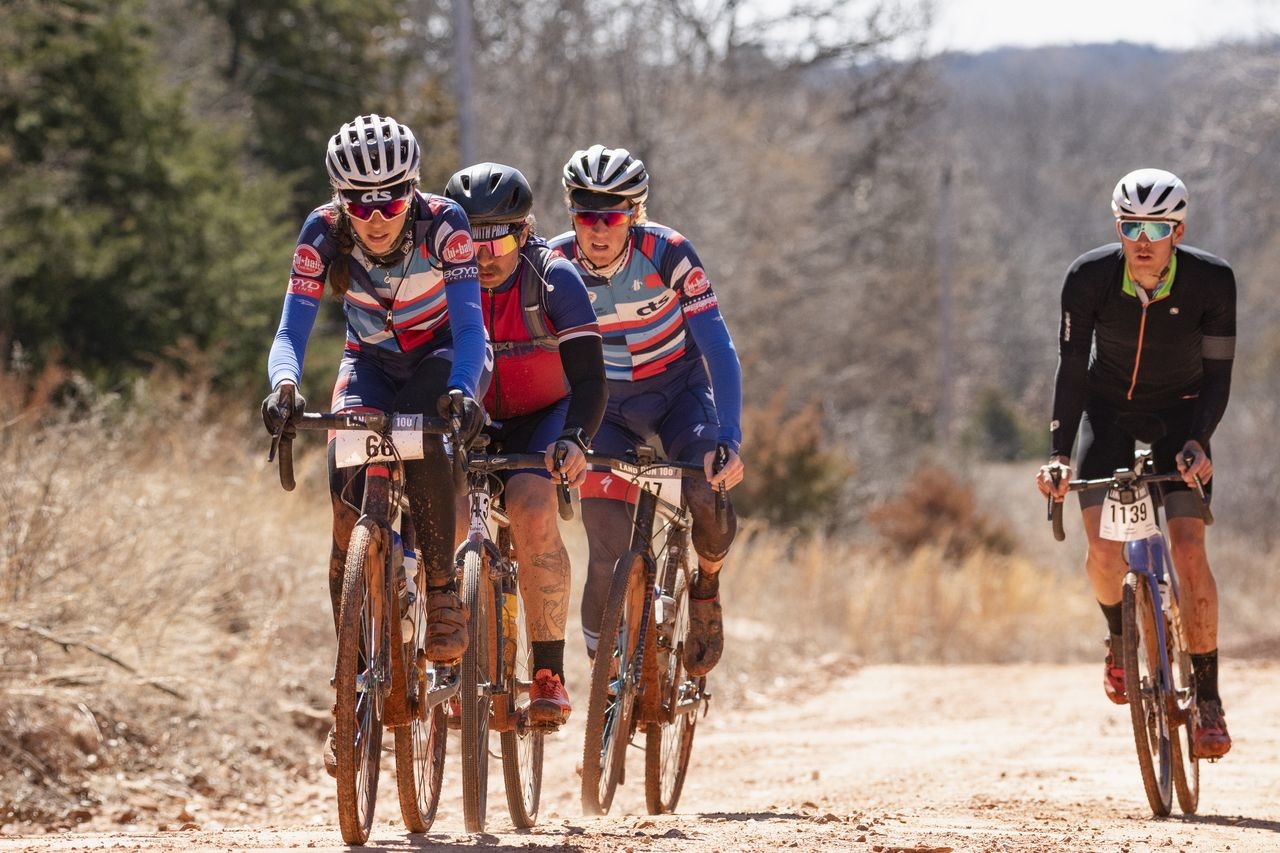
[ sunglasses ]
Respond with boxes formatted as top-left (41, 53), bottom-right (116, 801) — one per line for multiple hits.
top-left (343, 195), bottom-right (413, 222)
top-left (474, 233), bottom-right (520, 257)
top-left (1118, 220), bottom-right (1177, 241)
top-left (570, 207), bottom-right (633, 228)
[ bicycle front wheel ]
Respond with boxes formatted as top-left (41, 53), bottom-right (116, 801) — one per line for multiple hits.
top-left (394, 571), bottom-right (446, 833)
top-left (1122, 571), bottom-right (1172, 817)
top-left (334, 520), bottom-right (387, 845)
top-left (500, 572), bottom-right (543, 828)
top-left (1166, 585), bottom-right (1199, 814)
top-left (645, 553), bottom-right (698, 814)
top-left (459, 543), bottom-right (496, 832)
top-left (582, 549), bottom-right (648, 816)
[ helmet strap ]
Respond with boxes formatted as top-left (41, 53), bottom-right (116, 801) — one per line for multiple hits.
top-left (575, 234), bottom-right (631, 281)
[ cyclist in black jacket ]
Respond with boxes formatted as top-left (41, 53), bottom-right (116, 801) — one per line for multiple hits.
top-left (1035, 168), bottom-right (1236, 759)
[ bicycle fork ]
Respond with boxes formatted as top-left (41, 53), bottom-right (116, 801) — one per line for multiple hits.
top-left (1126, 535), bottom-right (1180, 727)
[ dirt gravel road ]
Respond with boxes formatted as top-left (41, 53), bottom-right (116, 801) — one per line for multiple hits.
top-left (3, 661), bottom-right (1278, 852)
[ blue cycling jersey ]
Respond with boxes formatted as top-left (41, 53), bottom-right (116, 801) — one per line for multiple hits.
top-left (548, 223), bottom-right (742, 451)
top-left (267, 192), bottom-right (487, 398)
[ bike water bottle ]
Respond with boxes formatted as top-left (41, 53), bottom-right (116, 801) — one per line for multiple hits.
top-left (501, 584), bottom-right (518, 671)
top-left (393, 530), bottom-right (418, 643)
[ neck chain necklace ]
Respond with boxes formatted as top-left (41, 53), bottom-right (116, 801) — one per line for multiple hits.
top-left (576, 236), bottom-right (631, 282)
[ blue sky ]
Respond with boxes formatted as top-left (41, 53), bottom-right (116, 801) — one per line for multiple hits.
top-left (930, 0), bottom-right (1280, 53)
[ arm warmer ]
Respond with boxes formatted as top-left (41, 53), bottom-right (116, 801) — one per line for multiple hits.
top-left (559, 334), bottom-right (607, 438)
top-left (685, 307), bottom-right (743, 452)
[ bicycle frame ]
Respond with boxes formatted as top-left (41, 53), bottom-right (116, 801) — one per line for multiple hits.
top-left (586, 448), bottom-right (711, 725)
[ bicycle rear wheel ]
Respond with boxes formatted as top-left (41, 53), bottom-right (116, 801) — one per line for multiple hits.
top-left (1122, 571), bottom-right (1172, 817)
top-left (1166, 585), bottom-right (1199, 814)
top-left (334, 520), bottom-right (387, 845)
top-left (459, 543), bottom-right (495, 832)
top-left (394, 571), bottom-right (446, 833)
top-left (581, 549), bottom-right (648, 816)
top-left (500, 572), bottom-right (543, 828)
top-left (645, 552), bottom-right (698, 814)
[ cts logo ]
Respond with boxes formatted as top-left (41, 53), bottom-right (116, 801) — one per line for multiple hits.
top-left (288, 276), bottom-right (323, 298)
top-left (361, 189), bottom-right (393, 203)
top-left (442, 231), bottom-right (474, 264)
top-left (636, 292), bottom-right (674, 317)
top-left (683, 267), bottom-right (710, 296)
top-left (292, 245), bottom-right (324, 277)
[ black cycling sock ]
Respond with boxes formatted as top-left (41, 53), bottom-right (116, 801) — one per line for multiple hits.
top-left (1099, 601), bottom-right (1123, 639)
top-left (1191, 650), bottom-right (1220, 702)
top-left (532, 640), bottom-right (565, 683)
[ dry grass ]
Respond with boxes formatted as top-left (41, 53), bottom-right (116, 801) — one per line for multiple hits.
top-left (1, 376), bottom-right (1277, 831)
top-left (0, 373), bottom-right (335, 829)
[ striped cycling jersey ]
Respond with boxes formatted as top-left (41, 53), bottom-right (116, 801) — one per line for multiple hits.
top-left (547, 222), bottom-right (742, 450)
top-left (267, 192), bottom-right (486, 398)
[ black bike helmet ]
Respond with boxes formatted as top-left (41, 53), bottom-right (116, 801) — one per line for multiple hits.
top-left (444, 162), bottom-right (533, 224)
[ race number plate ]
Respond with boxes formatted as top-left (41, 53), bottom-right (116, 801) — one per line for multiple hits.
top-left (612, 460), bottom-right (683, 509)
top-left (1099, 483), bottom-right (1159, 541)
top-left (333, 414), bottom-right (427, 468)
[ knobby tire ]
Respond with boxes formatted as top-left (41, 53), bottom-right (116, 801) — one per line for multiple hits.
top-left (581, 550), bottom-right (647, 816)
top-left (1166, 581), bottom-right (1199, 814)
top-left (335, 520), bottom-right (386, 845)
top-left (1122, 572), bottom-right (1172, 816)
top-left (645, 549), bottom-right (697, 814)
top-left (394, 561), bottom-right (446, 833)
top-left (459, 544), bottom-right (494, 832)
top-left (500, 568), bottom-right (543, 828)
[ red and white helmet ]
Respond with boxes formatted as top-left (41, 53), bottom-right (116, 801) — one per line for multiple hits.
top-left (1111, 168), bottom-right (1188, 221)
top-left (325, 114), bottom-right (420, 191)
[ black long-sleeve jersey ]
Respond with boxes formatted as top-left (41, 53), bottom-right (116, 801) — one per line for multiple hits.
top-left (1049, 243), bottom-right (1237, 459)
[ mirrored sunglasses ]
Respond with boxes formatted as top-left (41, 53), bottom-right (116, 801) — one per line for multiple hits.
top-left (570, 207), bottom-right (633, 228)
top-left (474, 233), bottom-right (519, 257)
top-left (1119, 220), bottom-right (1176, 241)
top-left (343, 195), bottom-right (413, 222)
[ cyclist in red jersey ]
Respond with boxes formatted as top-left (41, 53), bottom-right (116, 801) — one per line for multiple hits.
top-left (445, 163), bottom-right (607, 726)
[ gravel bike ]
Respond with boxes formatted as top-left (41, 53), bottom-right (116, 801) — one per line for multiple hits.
top-left (448, 439), bottom-right (573, 832)
top-left (1049, 450), bottom-right (1212, 816)
top-left (580, 444), bottom-right (727, 816)
top-left (269, 393), bottom-right (466, 845)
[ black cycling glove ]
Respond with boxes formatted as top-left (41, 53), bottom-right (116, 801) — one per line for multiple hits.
top-left (436, 390), bottom-right (484, 448)
top-left (261, 385), bottom-right (307, 439)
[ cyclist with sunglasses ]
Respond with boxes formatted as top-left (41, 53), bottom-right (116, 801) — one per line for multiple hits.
top-left (261, 114), bottom-right (489, 771)
top-left (548, 145), bottom-right (745, 677)
top-left (1035, 168), bottom-right (1236, 759)
top-left (443, 162), bottom-right (606, 726)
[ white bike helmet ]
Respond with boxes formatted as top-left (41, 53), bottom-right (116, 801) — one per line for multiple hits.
top-left (562, 144), bottom-right (649, 203)
top-left (1111, 168), bottom-right (1188, 221)
top-left (325, 114), bottom-right (421, 191)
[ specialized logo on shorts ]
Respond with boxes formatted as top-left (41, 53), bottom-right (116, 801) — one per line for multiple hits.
top-left (287, 276), bottom-right (323, 298)
top-left (292, 245), bottom-right (324, 277)
top-left (442, 231), bottom-right (474, 264)
top-left (683, 267), bottom-right (710, 296)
